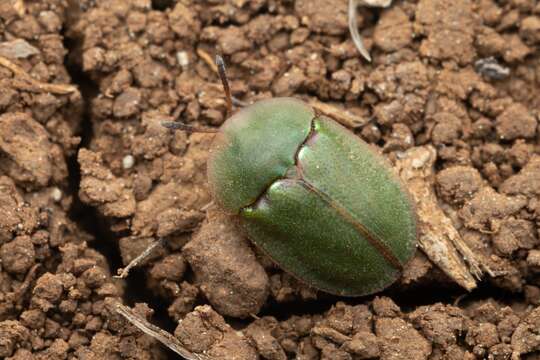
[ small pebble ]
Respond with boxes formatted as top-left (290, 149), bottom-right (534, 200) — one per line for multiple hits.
top-left (122, 155), bottom-right (135, 169)
top-left (51, 187), bottom-right (62, 202)
top-left (176, 51), bottom-right (189, 67)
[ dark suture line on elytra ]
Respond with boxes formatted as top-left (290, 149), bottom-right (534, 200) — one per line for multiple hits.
top-left (294, 118), bottom-right (403, 271)
top-left (297, 180), bottom-right (403, 271)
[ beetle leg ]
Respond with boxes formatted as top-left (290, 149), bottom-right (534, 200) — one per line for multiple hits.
top-left (348, 0), bottom-right (372, 62)
top-left (299, 179), bottom-right (403, 271)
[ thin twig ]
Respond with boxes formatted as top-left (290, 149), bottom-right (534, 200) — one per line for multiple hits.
top-left (308, 99), bottom-right (368, 129)
top-left (14, 264), bottom-right (40, 304)
top-left (196, 48), bottom-right (218, 73)
top-left (0, 55), bottom-right (78, 94)
top-left (114, 238), bottom-right (165, 279)
top-left (115, 302), bottom-right (212, 360)
top-left (200, 201), bottom-right (214, 212)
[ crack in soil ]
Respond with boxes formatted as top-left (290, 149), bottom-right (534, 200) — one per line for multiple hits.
top-left (62, 34), bottom-right (180, 358)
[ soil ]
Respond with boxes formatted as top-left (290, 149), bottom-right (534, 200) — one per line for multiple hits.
top-left (0, 0), bottom-right (539, 359)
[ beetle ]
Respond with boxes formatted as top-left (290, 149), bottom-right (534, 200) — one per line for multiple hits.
top-left (164, 56), bottom-right (417, 297)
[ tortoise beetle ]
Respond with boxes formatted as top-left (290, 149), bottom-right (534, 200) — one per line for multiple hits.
top-left (164, 56), bottom-right (417, 296)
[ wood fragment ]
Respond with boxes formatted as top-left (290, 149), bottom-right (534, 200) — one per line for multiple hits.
top-left (395, 146), bottom-right (482, 291)
top-left (0, 55), bottom-right (78, 95)
top-left (114, 238), bottom-right (164, 279)
top-left (114, 302), bottom-right (212, 360)
top-left (308, 99), bottom-right (368, 128)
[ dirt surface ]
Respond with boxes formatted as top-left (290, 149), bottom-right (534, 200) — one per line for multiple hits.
top-left (1, 0), bottom-right (540, 359)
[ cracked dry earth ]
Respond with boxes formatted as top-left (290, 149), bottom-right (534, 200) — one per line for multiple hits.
top-left (0, 0), bottom-right (540, 359)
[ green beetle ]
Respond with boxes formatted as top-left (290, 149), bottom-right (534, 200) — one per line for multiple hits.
top-left (165, 57), bottom-right (417, 297)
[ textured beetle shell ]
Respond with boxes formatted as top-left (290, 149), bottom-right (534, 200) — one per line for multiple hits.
top-left (207, 98), bottom-right (417, 296)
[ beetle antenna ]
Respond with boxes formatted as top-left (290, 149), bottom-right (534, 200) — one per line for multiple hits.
top-left (215, 54), bottom-right (233, 116)
top-left (161, 121), bottom-right (218, 133)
